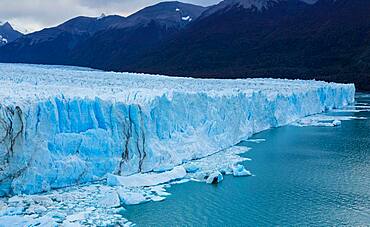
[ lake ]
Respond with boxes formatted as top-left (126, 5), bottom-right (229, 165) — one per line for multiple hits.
top-left (125, 93), bottom-right (370, 226)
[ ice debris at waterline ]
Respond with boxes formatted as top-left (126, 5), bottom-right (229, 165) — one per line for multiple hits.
top-left (107, 166), bottom-right (187, 187)
top-left (0, 145), bottom-right (252, 226)
top-left (206, 171), bottom-right (224, 184)
top-left (0, 183), bottom-right (134, 226)
top-left (0, 63), bottom-right (355, 195)
top-left (292, 106), bottom-right (369, 127)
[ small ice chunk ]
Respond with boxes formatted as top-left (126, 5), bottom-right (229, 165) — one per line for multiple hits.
top-left (150, 196), bottom-right (165, 202)
top-left (8, 196), bottom-right (24, 204)
top-left (150, 186), bottom-right (171, 196)
top-left (63, 220), bottom-right (83, 226)
top-left (99, 191), bottom-right (121, 208)
top-left (117, 190), bottom-right (148, 205)
top-left (292, 114), bottom-right (361, 127)
top-left (170, 178), bottom-right (190, 185)
top-left (66, 212), bottom-right (86, 222)
top-left (332, 120), bottom-right (341, 126)
top-left (0, 215), bottom-right (56, 226)
top-left (2, 206), bottom-right (25, 216)
top-left (108, 166), bottom-right (186, 187)
top-left (30, 195), bottom-right (53, 206)
top-left (244, 139), bottom-right (266, 143)
top-left (185, 165), bottom-right (199, 173)
top-left (206, 171), bottom-right (223, 184)
top-left (176, 8), bottom-right (180, 12)
top-left (47, 211), bottom-right (66, 220)
top-left (232, 164), bottom-right (252, 177)
top-left (0, 216), bottom-right (31, 226)
top-left (25, 204), bottom-right (47, 214)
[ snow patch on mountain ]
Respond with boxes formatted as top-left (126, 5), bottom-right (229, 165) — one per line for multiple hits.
top-left (181, 16), bottom-right (192, 21)
top-left (0, 35), bottom-right (7, 44)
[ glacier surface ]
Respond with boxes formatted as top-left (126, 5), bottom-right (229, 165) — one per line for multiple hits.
top-left (0, 63), bottom-right (355, 195)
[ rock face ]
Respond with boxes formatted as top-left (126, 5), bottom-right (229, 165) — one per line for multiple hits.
top-left (0, 63), bottom-right (355, 195)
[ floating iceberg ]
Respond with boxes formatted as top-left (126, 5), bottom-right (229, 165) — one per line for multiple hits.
top-left (0, 63), bottom-right (355, 195)
top-left (232, 164), bottom-right (252, 177)
top-left (206, 171), bottom-right (223, 184)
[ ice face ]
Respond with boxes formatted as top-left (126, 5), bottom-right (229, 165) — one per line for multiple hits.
top-left (0, 63), bottom-right (355, 195)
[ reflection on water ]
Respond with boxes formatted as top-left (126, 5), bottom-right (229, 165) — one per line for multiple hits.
top-left (126, 94), bottom-right (370, 226)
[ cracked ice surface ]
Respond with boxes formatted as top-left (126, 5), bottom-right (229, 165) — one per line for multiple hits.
top-left (0, 63), bottom-right (355, 195)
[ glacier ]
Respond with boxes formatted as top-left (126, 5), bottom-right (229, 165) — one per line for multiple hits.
top-left (0, 63), bottom-right (355, 196)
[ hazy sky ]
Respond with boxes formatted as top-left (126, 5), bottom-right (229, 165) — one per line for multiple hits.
top-left (0, 0), bottom-right (219, 33)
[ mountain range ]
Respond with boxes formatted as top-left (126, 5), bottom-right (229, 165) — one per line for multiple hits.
top-left (0, 0), bottom-right (369, 90)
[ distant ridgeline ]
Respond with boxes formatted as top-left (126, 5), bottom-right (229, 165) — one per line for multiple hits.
top-left (0, 0), bottom-right (369, 90)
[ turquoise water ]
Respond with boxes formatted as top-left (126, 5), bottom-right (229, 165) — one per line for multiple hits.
top-left (125, 94), bottom-right (370, 226)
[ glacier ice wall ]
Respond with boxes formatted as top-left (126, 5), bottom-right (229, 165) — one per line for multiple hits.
top-left (0, 64), bottom-right (355, 195)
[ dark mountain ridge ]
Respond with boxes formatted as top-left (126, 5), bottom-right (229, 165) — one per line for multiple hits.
top-left (68, 1), bottom-right (207, 70)
top-left (0, 15), bottom-right (126, 64)
top-left (129, 0), bottom-right (370, 90)
top-left (0, 0), bottom-right (369, 90)
top-left (0, 1), bottom-right (206, 67)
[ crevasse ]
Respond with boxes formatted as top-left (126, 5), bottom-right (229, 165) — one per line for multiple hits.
top-left (0, 63), bottom-right (355, 195)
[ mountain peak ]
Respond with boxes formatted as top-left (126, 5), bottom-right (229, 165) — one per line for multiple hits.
top-left (97, 13), bottom-right (106, 20)
top-left (223, 0), bottom-right (282, 10)
top-left (200, 0), bottom-right (282, 18)
top-left (201, 0), bottom-right (319, 18)
top-left (0, 21), bottom-right (22, 46)
top-left (0, 21), bottom-right (13, 29)
top-left (115, 1), bottom-right (207, 29)
top-left (221, 0), bottom-right (319, 9)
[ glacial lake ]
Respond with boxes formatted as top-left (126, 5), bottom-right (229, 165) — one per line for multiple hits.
top-left (125, 93), bottom-right (370, 226)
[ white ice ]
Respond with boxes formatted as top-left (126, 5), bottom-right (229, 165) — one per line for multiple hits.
top-left (107, 166), bottom-right (187, 187)
top-left (293, 113), bottom-right (367, 127)
top-left (0, 63), bottom-right (355, 195)
top-left (232, 164), bottom-right (252, 177)
top-left (206, 171), bottom-right (223, 184)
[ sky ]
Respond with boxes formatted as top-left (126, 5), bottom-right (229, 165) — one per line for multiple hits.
top-left (0, 0), bottom-right (220, 33)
